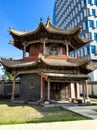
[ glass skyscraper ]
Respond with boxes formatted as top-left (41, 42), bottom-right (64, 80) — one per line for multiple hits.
top-left (53, 0), bottom-right (97, 81)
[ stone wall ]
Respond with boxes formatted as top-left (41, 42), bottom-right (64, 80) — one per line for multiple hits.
top-left (20, 73), bottom-right (40, 101)
top-left (79, 81), bottom-right (97, 97)
top-left (0, 79), bottom-right (97, 100)
top-left (0, 80), bottom-right (20, 97)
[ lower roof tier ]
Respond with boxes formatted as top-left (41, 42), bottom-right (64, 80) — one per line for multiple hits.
top-left (0, 54), bottom-right (97, 75)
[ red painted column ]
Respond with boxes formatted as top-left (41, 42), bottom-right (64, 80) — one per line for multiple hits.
top-left (40, 76), bottom-right (44, 101)
top-left (43, 41), bottom-right (46, 55)
top-left (75, 82), bottom-right (79, 99)
top-left (11, 73), bottom-right (16, 101)
top-left (85, 80), bottom-right (89, 99)
top-left (23, 43), bottom-right (26, 58)
top-left (83, 82), bottom-right (86, 104)
top-left (66, 44), bottom-right (69, 57)
top-left (47, 80), bottom-right (50, 101)
top-left (74, 50), bottom-right (77, 58)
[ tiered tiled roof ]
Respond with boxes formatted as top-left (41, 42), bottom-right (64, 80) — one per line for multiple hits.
top-left (1, 18), bottom-right (96, 77)
top-left (9, 18), bottom-right (90, 51)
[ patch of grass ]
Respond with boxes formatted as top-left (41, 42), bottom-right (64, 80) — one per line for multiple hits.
top-left (90, 99), bottom-right (97, 105)
top-left (0, 101), bottom-right (91, 125)
top-left (91, 99), bottom-right (97, 103)
top-left (93, 109), bottom-right (97, 112)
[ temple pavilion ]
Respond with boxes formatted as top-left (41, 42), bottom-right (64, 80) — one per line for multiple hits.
top-left (1, 17), bottom-right (97, 103)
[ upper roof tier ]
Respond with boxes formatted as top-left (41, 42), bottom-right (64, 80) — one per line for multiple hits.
top-left (9, 17), bottom-right (90, 52)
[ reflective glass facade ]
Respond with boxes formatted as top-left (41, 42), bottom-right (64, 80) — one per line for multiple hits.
top-left (53, 0), bottom-right (97, 81)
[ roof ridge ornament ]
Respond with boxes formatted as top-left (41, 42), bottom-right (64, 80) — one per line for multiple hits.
top-left (40, 17), bottom-right (43, 22)
top-left (46, 16), bottom-right (50, 27)
top-left (8, 27), bottom-right (13, 32)
top-left (47, 16), bottom-right (50, 21)
top-left (24, 28), bottom-right (28, 32)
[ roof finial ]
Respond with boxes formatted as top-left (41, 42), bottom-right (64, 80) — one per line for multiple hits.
top-left (47, 16), bottom-right (50, 22)
top-left (24, 28), bottom-right (28, 32)
top-left (9, 27), bottom-right (11, 30)
top-left (40, 17), bottom-right (43, 22)
top-left (8, 27), bottom-right (13, 33)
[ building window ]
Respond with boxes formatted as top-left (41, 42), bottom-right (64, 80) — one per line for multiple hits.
top-left (89, 32), bottom-right (92, 39)
top-left (78, 4), bottom-right (81, 11)
top-left (75, 7), bottom-right (78, 14)
top-left (92, 9), bottom-right (95, 16)
top-left (84, 9), bottom-right (87, 16)
top-left (50, 45), bottom-right (61, 55)
top-left (85, 33), bottom-right (89, 38)
top-left (34, 44), bottom-right (40, 51)
top-left (74, 0), bottom-right (76, 5)
top-left (75, 19), bottom-right (77, 25)
top-left (89, 20), bottom-right (93, 28)
top-left (87, 46), bottom-right (90, 54)
top-left (77, 16), bottom-right (80, 23)
top-left (91, 45), bottom-right (95, 54)
top-left (81, 49), bottom-right (84, 57)
top-left (94, 0), bottom-right (97, 5)
top-left (94, 33), bottom-right (97, 41)
top-left (84, 47), bottom-right (87, 56)
top-left (80, 13), bottom-right (83, 20)
top-left (77, 50), bottom-right (80, 57)
top-left (86, 21), bottom-right (88, 29)
top-left (81, 0), bottom-right (84, 7)
top-left (83, 22), bottom-right (86, 30)
top-left (88, 0), bottom-right (91, 4)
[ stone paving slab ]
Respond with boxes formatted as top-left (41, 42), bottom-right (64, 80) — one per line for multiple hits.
top-left (61, 105), bottom-right (97, 119)
top-left (0, 120), bottom-right (97, 130)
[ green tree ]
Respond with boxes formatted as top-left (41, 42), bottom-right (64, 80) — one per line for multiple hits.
top-left (2, 68), bottom-right (13, 80)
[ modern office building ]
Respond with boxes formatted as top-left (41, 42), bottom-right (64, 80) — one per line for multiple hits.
top-left (53, 0), bottom-right (97, 81)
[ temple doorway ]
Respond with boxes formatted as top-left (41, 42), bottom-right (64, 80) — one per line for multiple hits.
top-left (50, 82), bottom-right (71, 101)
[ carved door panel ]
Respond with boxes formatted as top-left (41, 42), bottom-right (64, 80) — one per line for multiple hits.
top-left (51, 82), bottom-right (70, 101)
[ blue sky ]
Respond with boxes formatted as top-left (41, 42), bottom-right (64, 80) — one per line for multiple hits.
top-left (0, 0), bottom-right (55, 74)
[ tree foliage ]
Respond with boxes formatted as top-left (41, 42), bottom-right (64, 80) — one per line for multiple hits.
top-left (2, 68), bottom-right (13, 80)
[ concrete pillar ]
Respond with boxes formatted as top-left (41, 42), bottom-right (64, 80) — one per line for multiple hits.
top-left (11, 73), bottom-right (16, 101)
